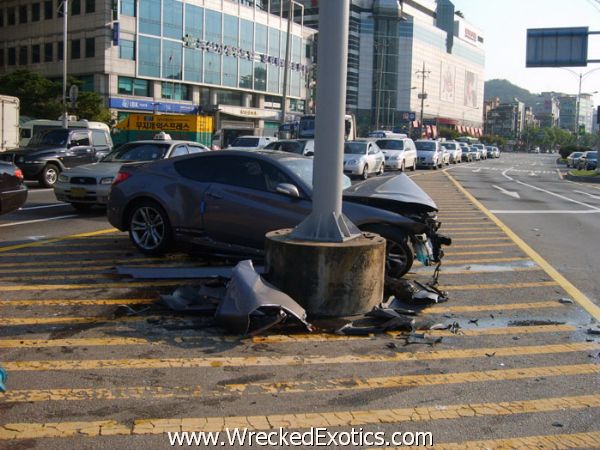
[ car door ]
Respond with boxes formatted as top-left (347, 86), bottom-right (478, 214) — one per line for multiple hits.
top-left (64, 131), bottom-right (95, 168)
top-left (366, 143), bottom-right (382, 173)
top-left (91, 130), bottom-right (112, 160)
top-left (202, 156), bottom-right (311, 249)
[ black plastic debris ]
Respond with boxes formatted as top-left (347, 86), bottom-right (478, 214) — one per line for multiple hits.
top-left (558, 298), bottom-right (574, 305)
top-left (385, 279), bottom-right (448, 305)
top-left (587, 326), bottom-right (600, 336)
top-left (215, 260), bottom-right (312, 336)
top-left (336, 296), bottom-right (416, 335)
top-left (404, 332), bottom-right (443, 346)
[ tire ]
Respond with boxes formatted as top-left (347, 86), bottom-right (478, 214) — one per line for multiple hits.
top-left (128, 200), bottom-right (173, 255)
top-left (411, 159), bottom-right (417, 171)
top-left (71, 203), bottom-right (93, 212)
top-left (39, 163), bottom-right (60, 188)
top-left (378, 163), bottom-right (384, 176)
top-left (361, 225), bottom-right (414, 279)
top-left (400, 161), bottom-right (405, 172)
top-left (361, 165), bottom-right (369, 180)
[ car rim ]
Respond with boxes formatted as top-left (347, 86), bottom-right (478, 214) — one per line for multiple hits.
top-left (130, 207), bottom-right (165, 250)
top-left (45, 167), bottom-right (58, 185)
top-left (386, 240), bottom-right (408, 278)
top-left (363, 166), bottom-right (368, 179)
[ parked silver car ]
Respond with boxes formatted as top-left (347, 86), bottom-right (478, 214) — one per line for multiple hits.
top-left (376, 137), bottom-right (418, 171)
top-left (107, 150), bottom-right (451, 278)
top-left (343, 140), bottom-right (385, 179)
top-left (566, 151), bottom-right (583, 168)
top-left (415, 140), bottom-right (444, 169)
top-left (263, 139), bottom-right (314, 156)
top-left (54, 138), bottom-right (209, 210)
top-left (441, 141), bottom-right (462, 164)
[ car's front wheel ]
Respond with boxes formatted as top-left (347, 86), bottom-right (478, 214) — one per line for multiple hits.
top-left (362, 225), bottom-right (414, 279)
top-left (39, 163), bottom-right (60, 188)
top-left (362, 165), bottom-right (369, 180)
top-left (128, 201), bottom-right (173, 254)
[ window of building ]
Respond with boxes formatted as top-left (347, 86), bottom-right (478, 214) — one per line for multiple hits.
top-left (138, 36), bottom-right (160, 77)
top-left (119, 39), bottom-right (135, 60)
top-left (267, 65), bottom-right (279, 94)
top-left (216, 90), bottom-right (242, 106)
top-left (44, 43), bottom-right (53, 61)
top-left (240, 20), bottom-right (253, 51)
top-left (8, 48), bottom-right (16, 65)
top-left (161, 82), bottom-right (190, 100)
top-left (71, 39), bottom-right (81, 59)
top-left (85, 0), bottom-right (95, 13)
top-left (162, 40), bottom-right (182, 80)
top-left (85, 37), bottom-right (95, 58)
top-left (57, 41), bottom-right (64, 61)
top-left (19, 5), bottom-right (28, 23)
top-left (139, 0), bottom-right (161, 36)
top-left (185, 4), bottom-right (202, 38)
top-left (268, 28), bottom-right (280, 57)
top-left (223, 15), bottom-right (238, 47)
top-left (44, 1), bottom-right (53, 19)
top-left (239, 59), bottom-right (253, 89)
top-left (184, 48), bottom-right (201, 82)
top-left (205, 10), bottom-right (222, 43)
top-left (31, 3), bottom-right (41, 21)
top-left (32, 44), bottom-right (41, 63)
top-left (78, 75), bottom-right (94, 91)
top-left (8, 7), bottom-right (16, 25)
top-left (72, 0), bottom-right (81, 15)
top-left (19, 46), bottom-right (28, 65)
top-left (118, 77), bottom-right (150, 97)
top-left (255, 24), bottom-right (267, 53)
top-left (121, 0), bottom-right (135, 16)
top-left (0, 9), bottom-right (4, 27)
top-left (163, 0), bottom-right (183, 39)
top-left (254, 62), bottom-right (267, 91)
top-left (223, 55), bottom-right (238, 88)
top-left (204, 52), bottom-right (221, 85)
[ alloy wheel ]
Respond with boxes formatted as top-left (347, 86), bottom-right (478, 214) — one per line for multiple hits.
top-left (130, 206), bottom-right (166, 251)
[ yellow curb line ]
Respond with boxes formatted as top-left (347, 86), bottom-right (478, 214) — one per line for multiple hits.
top-left (0, 228), bottom-right (119, 253)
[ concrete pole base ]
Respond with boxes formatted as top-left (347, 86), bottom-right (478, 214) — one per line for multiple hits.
top-left (265, 229), bottom-right (386, 317)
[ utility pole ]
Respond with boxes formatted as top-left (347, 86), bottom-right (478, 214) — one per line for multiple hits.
top-left (61, 0), bottom-right (69, 129)
top-left (575, 72), bottom-right (582, 144)
top-left (416, 61), bottom-right (430, 138)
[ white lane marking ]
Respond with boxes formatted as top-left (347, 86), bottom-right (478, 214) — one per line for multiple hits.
top-left (472, 168), bottom-right (481, 173)
top-left (502, 168), bottom-right (600, 211)
top-left (0, 214), bottom-right (78, 228)
top-left (27, 189), bottom-right (54, 193)
top-left (19, 203), bottom-right (68, 211)
top-left (574, 190), bottom-right (600, 200)
top-left (492, 185), bottom-right (520, 199)
top-left (27, 236), bottom-right (48, 241)
top-left (529, 171), bottom-right (537, 177)
top-left (490, 210), bottom-right (600, 214)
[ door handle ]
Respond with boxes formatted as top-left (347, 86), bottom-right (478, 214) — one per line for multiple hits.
top-left (207, 192), bottom-right (223, 200)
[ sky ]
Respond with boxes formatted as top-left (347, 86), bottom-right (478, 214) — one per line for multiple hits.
top-left (450, 0), bottom-right (600, 106)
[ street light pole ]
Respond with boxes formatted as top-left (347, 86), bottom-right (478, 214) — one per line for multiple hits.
top-left (61, 0), bottom-right (69, 129)
top-left (416, 61), bottom-right (430, 138)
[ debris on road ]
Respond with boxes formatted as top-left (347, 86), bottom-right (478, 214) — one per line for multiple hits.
top-left (161, 285), bottom-right (225, 313)
top-left (385, 279), bottom-right (448, 305)
top-left (403, 332), bottom-right (443, 346)
top-left (449, 322), bottom-right (461, 334)
top-left (116, 265), bottom-right (264, 279)
top-left (485, 352), bottom-right (496, 357)
top-left (508, 320), bottom-right (565, 327)
top-left (0, 368), bottom-right (6, 392)
top-left (558, 298), bottom-right (574, 304)
top-left (587, 326), bottom-right (600, 336)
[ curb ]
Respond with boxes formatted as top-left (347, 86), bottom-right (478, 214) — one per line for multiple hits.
top-left (565, 173), bottom-right (600, 184)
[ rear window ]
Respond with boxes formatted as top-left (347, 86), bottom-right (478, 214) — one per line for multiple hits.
top-left (230, 137), bottom-right (260, 147)
top-left (376, 140), bottom-right (404, 150)
top-left (441, 143), bottom-right (457, 150)
top-left (415, 141), bottom-right (436, 151)
top-left (344, 142), bottom-right (367, 155)
top-left (103, 143), bottom-right (169, 162)
top-left (91, 130), bottom-right (109, 146)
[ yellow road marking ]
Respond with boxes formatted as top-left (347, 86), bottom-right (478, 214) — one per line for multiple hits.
top-left (0, 316), bottom-right (146, 326)
top-left (439, 281), bottom-right (558, 291)
top-left (443, 256), bottom-right (530, 264)
top-left (440, 221), bottom-right (492, 225)
top-left (413, 266), bottom-right (540, 276)
top-left (447, 243), bottom-right (517, 249)
top-left (2, 394), bottom-right (600, 439)
top-left (3, 343), bottom-right (597, 372)
top-left (374, 432), bottom-right (600, 450)
top-left (440, 227), bottom-right (499, 231)
top-left (0, 280), bottom-right (184, 291)
top-left (0, 262), bottom-right (202, 275)
top-left (446, 171), bottom-right (600, 321)
top-left (422, 324), bottom-right (576, 337)
top-left (0, 255), bottom-right (191, 269)
top-left (0, 249), bottom-right (134, 257)
top-left (0, 362), bottom-right (594, 404)
top-left (438, 250), bottom-right (504, 256)
top-left (0, 298), bottom-right (154, 307)
top-left (446, 231), bottom-right (508, 236)
top-left (451, 237), bottom-right (512, 242)
top-left (0, 228), bottom-right (119, 253)
top-left (0, 337), bottom-right (151, 348)
top-left (424, 300), bottom-right (563, 314)
top-left (1, 273), bottom-right (119, 282)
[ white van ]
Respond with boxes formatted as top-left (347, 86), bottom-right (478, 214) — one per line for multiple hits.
top-left (20, 119), bottom-right (110, 147)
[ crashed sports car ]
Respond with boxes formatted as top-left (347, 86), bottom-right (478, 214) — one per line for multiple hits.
top-left (107, 150), bottom-right (450, 278)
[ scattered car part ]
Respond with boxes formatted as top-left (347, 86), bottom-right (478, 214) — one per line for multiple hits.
top-left (116, 265), bottom-right (264, 279)
top-left (160, 285), bottom-right (225, 313)
top-left (0, 368), bottom-right (6, 392)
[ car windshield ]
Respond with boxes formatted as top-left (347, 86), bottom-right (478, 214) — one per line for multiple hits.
top-left (415, 141), bottom-right (436, 151)
top-left (231, 137), bottom-right (260, 147)
top-left (279, 158), bottom-right (351, 190)
top-left (102, 143), bottom-right (169, 162)
top-left (588, 152), bottom-right (597, 159)
top-left (469, 148), bottom-right (478, 152)
top-left (344, 142), bottom-right (367, 155)
top-left (30, 129), bottom-right (70, 146)
top-left (571, 152), bottom-right (583, 158)
top-left (376, 140), bottom-right (404, 150)
top-left (441, 143), bottom-right (456, 150)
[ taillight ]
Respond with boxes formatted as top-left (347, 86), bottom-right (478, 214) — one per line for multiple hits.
top-left (112, 171), bottom-right (131, 186)
top-left (14, 168), bottom-right (24, 181)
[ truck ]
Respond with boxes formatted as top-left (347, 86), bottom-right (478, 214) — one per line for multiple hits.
top-left (0, 95), bottom-right (20, 152)
top-left (19, 118), bottom-right (110, 147)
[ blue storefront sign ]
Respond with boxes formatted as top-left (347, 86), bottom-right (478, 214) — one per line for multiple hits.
top-left (109, 98), bottom-right (200, 114)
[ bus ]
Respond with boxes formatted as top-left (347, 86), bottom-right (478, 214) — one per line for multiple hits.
top-left (298, 114), bottom-right (357, 141)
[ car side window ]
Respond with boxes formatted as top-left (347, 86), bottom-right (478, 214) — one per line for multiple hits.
top-left (170, 145), bottom-right (189, 157)
top-left (175, 155), bottom-right (267, 191)
top-left (188, 145), bottom-right (206, 154)
top-left (175, 156), bottom-right (229, 182)
top-left (260, 161), bottom-right (295, 193)
top-left (91, 130), bottom-right (108, 146)
top-left (71, 132), bottom-right (90, 147)
top-left (227, 159), bottom-right (267, 191)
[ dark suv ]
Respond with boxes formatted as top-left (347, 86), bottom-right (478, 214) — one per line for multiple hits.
top-left (0, 128), bottom-right (113, 187)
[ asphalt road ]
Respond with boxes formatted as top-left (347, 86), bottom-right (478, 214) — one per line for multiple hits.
top-left (0, 163), bottom-right (599, 449)
top-left (446, 152), bottom-right (600, 305)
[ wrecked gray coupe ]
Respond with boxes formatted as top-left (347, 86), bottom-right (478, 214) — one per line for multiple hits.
top-left (108, 150), bottom-right (451, 278)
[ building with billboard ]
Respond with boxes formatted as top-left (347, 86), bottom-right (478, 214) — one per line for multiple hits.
top-left (0, 0), bottom-right (314, 146)
top-left (281, 0), bottom-right (485, 137)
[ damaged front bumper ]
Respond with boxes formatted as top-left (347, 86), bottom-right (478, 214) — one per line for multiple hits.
top-left (413, 216), bottom-right (452, 267)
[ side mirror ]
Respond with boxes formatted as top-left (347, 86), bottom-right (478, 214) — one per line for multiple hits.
top-left (276, 183), bottom-right (300, 198)
top-left (304, 150), bottom-right (314, 157)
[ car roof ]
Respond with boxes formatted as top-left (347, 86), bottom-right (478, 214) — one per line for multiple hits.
top-left (121, 139), bottom-right (205, 146)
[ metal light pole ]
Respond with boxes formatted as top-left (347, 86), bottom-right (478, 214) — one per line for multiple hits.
top-left (416, 62), bottom-right (430, 138)
top-left (290, 0), bottom-right (359, 242)
top-left (61, 0), bottom-right (69, 129)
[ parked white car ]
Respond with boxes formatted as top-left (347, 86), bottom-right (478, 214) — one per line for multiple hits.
top-left (441, 141), bottom-right (462, 164)
top-left (375, 137), bottom-right (417, 171)
top-left (472, 143), bottom-right (487, 159)
top-left (415, 140), bottom-right (444, 169)
top-left (343, 140), bottom-right (385, 179)
top-left (226, 135), bottom-right (277, 150)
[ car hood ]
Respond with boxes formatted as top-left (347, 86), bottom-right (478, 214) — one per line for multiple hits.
top-left (63, 162), bottom-right (124, 178)
top-left (343, 154), bottom-right (366, 161)
top-left (343, 173), bottom-right (437, 212)
top-left (382, 150), bottom-right (404, 156)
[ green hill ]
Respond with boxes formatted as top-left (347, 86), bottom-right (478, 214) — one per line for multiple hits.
top-left (484, 79), bottom-right (544, 107)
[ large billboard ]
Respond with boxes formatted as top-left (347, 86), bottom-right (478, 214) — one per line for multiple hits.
top-left (464, 70), bottom-right (477, 107)
top-left (526, 27), bottom-right (588, 67)
top-left (440, 62), bottom-right (455, 103)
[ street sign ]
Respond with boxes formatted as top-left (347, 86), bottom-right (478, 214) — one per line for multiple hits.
top-left (526, 27), bottom-right (588, 67)
top-left (418, 93), bottom-right (428, 100)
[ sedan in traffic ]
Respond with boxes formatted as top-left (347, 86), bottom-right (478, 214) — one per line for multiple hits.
top-left (107, 151), bottom-right (451, 279)
top-left (415, 140), bottom-right (443, 169)
top-left (566, 152), bottom-right (584, 168)
top-left (0, 161), bottom-right (28, 216)
top-left (343, 140), bottom-right (385, 179)
top-left (54, 138), bottom-right (209, 210)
